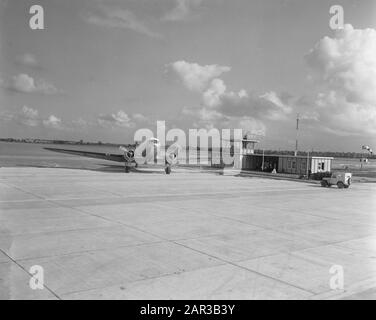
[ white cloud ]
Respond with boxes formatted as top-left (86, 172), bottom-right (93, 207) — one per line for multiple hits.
top-left (260, 91), bottom-right (293, 116)
top-left (183, 106), bottom-right (226, 122)
top-left (12, 74), bottom-right (37, 93)
top-left (202, 78), bottom-right (227, 107)
top-left (132, 113), bottom-right (148, 122)
top-left (173, 60), bottom-right (293, 136)
top-left (19, 106), bottom-right (40, 127)
top-left (72, 118), bottom-right (89, 128)
top-left (163, 0), bottom-right (203, 21)
top-left (5, 73), bottom-right (58, 95)
top-left (313, 91), bottom-right (376, 135)
top-left (183, 106), bottom-right (265, 135)
top-left (97, 111), bottom-right (149, 128)
top-left (3, 108), bottom-right (148, 131)
top-left (170, 60), bottom-right (231, 92)
top-left (1, 106), bottom-right (41, 127)
top-left (97, 110), bottom-right (136, 128)
top-left (210, 89), bottom-right (292, 125)
top-left (236, 117), bottom-right (266, 137)
top-left (43, 115), bottom-right (63, 129)
top-left (85, 6), bottom-right (160, 38)
top-left (305, 24), bottom-right (376, 135)
top-left (2, 106), bottom-right (66, 130)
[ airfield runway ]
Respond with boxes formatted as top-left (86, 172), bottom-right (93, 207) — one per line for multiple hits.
top-left (1, 166), bottom-right (376, 300)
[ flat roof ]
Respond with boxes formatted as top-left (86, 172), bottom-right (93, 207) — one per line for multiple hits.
top-left (247, 154), bottom-right (334, 160)
top-left (223, 139), bottom-right (259, 143)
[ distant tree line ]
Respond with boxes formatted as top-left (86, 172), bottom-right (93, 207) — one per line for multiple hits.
top-left (1, 138), bottom-right (374, 159)
top-left (253, 149), bottom-right (375, 159)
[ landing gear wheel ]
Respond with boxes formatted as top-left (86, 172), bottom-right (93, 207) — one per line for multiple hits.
top-left (337, 181), bottom-right (344, 189)
top-left (125, 166), bottom-right (130, 173)
top-left (165, 165), bottom-right (171, 175)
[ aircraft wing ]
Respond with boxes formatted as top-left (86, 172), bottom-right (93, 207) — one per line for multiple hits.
top-left (44, 147), bottom-right (125, 162)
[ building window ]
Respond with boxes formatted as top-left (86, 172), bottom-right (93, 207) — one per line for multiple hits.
top-left (292, 161), bottom-right (296, 169)
top-left (287, 160), bottom-right (292, 169)
top-left (318, 162), bottom-right (325, 171)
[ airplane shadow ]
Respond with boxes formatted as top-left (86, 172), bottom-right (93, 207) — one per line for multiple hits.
top-left (7, 163), bottom-right (325, 184)
top-left (8, 163), bottom-right (166, 174)
top-left (93, 164), bottom-right (166, 174)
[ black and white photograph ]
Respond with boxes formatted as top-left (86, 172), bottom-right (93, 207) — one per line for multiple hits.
top-left (0, 0), bottom-right (376, 302)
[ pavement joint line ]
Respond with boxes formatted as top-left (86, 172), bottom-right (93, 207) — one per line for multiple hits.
top-left (172, 230), bottom-right (338, 265)
top-left (57, 260), bottom-right (246, 298)
top-left (168, 206), bottom-right (341, 246)
top-left (58, 260), bottom-right (230, 298)
top-left (209, 212), bottom-right (376, 246)
top-left (33, 201), bottom-right (272, 295)
top-left (0, 181), bottom-right (47, 201)
top-left (290, 236), bottom-right (376, 257)
top-left (0, 181), bottom-right (330, 204)
top-left (309, 276), bottom-right (376, 300)
top-left (176, 233), bottom-right (326, 265)
top-left (284, 241), bottom-right (376, 271)
top-left (0, 248), bottom-right (61, 300)
top-left (172, 241), bottom-right (316, 296)
top-left (275, 223), bottom-right (376, 246)
top-left (14, 241), bottom-right (228, 298)
top-left (1, 185), bottom-right (173, 247)
top-left (4, 184), bottom-right (370, 259)
top-left (283, 209), bottom-right (376, 227)
top-left (0, 224), bottom-right (151, 239)
top-left (0, 224), bottom-right (164, 240)
top-left (62, 207), bottom-right (163, 237)
top-left (41, 196), bottom-right (179, 245)
top-left (333, 236), bottom-right (376, 251)
top-left (13, 239), bottom-right (168, 263)
top-left (80, 204), bottom-right (307, 244)
top-left (186, 206), bottom-right (337, 233)
top-left (2, 167), bottom-right (375, 299)
top-left (0, 185), bottom-right (326, 204)
top-left (1, 225), bottom-right (125, 237)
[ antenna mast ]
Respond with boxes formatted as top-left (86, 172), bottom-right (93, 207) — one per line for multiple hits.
top-left (294, 113), bottom-right (299, 157)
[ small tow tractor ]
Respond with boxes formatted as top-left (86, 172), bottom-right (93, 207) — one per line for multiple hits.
top-left (321, 172), bottom-right (352, 189)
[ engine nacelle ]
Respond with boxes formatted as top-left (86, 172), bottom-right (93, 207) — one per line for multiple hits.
top-left (125, 150), bottom-right (135, 161)
top-left (165, 152), bottom-right (177, 165)
top-left (120, 146), bottom-right (135, 162)
top-left (165, 145), bottom-right (180, 165)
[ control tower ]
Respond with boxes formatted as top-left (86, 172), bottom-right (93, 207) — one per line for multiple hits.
top-left (233, 133), bottom-right (260, 169)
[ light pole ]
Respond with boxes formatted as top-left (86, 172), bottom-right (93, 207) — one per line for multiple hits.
top-left (294, 113), bottom-right (299, 157)
top-left (306, 150), bottom-right (310, 178)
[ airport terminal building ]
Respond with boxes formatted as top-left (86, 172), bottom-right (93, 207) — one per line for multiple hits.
top-left (210, 138), bottom-right (334, 176)
top-left (226, 138), bottom-right (334, 175)
top-left (240, 154), bottom-right (334, 175)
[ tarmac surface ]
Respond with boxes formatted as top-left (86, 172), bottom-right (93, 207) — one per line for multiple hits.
top-left (1, 166), bottom-right (376, 300)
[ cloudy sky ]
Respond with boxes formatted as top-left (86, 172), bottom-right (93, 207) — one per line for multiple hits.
top-left (0, 0), bottom-right (375, 151)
